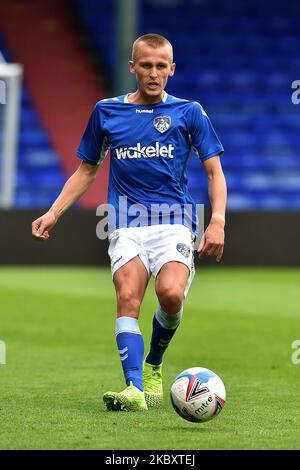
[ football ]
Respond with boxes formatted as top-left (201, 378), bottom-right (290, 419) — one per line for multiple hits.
top-left (170, 367), bottom-right (226, 423)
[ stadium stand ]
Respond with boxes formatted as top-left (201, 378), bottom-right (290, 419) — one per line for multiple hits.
top-left (0, 1), bottom-right (108, 208)
top-left (1, 0), bottom-right (299, 209)
top-left (75, 0), bottom-right (300, 210)
top-left (0, 31), bottom-right (66, 208)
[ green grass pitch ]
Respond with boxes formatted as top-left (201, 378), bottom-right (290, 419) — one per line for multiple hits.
top-left (0, 266), bottom-right (299, 450)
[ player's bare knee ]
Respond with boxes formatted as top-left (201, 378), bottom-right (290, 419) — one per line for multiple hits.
top-left (157, 286), bottom-right (183, 313)
top-left (117, 288), bottom-right (141, 315)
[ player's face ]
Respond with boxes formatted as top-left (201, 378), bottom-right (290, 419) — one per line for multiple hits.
top-left (129, 43), bottom-right (175, 101)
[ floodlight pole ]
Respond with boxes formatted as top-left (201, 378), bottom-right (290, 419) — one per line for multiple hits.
top-left (115, 0), bottom-right (139, 95)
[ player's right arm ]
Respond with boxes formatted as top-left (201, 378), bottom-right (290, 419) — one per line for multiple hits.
top-left (32, 161), bottom-right (98, 241)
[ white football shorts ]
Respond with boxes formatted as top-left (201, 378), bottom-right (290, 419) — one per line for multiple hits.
top-left (108, 224), bottom-right (195, 298)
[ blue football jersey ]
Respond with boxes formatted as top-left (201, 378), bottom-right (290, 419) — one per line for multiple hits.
top-left (77, 93), bottom-right (224, 233)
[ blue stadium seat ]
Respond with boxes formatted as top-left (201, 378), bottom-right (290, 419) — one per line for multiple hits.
top-left (0, 32), bottom-right (66, 207)
top-left (3, 0), bottom-right (300, 210)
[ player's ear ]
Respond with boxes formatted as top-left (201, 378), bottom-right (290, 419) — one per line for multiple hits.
top-left (169, 63), bottom-right (176, 77)
top-left (129, 60), bottom-right (135, 74)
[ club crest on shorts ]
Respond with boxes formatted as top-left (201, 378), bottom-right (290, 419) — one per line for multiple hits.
top-left (153, 115), bottom-right (171, 133)
top-left (176, 243), bottom-right (190, 258)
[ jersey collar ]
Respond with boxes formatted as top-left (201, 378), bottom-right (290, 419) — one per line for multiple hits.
top-left (124, 92), bottom-right (168, 104)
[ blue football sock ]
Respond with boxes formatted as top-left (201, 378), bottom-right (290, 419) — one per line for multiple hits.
top-left (146, 305), bottom-right (183, 366)
top-left (116, 316), bottom-right (144, 392)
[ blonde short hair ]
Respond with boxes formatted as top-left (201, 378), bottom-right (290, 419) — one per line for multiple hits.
top-left (132, 33), bottom-right (173, 62)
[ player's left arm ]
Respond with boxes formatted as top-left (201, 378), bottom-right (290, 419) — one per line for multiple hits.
top-left (198, 155), bottom-right (227, 263)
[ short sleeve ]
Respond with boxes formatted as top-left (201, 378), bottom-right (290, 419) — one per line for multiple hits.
top-left (77, 103), bottom-right (108, 165)
top-left (188, 102), bottom-right (224, 161)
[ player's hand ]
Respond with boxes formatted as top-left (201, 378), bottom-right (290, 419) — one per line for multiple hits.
top-left (197, 218), bottom-right (225, 263)
top-left (32, 211), bottom-right (57, 241)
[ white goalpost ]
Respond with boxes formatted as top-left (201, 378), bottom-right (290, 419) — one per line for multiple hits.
top-left (0, 57), bottom-right (23, 208)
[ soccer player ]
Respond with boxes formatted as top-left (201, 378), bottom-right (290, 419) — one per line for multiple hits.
top-left (32, 34), bottom-right (227, 412)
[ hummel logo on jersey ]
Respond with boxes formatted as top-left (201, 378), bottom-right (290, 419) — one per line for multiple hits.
top-left (115, 142), bottom-right (174, 159)
top-left (136, 109), bottom-right (153, 113)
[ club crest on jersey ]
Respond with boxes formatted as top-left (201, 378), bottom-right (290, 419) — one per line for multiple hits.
top-left (153, 115), bottom-right (171, 133)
